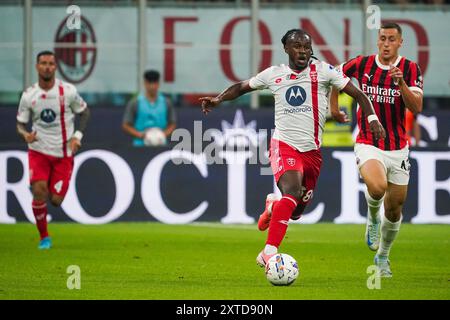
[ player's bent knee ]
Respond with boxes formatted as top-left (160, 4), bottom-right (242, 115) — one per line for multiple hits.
top-left (50, 196), bottom-right (64, 207)
top-left (283, 188), bottom-right (303, 202)
top-left (32, 183), bottom-right (49, 200)
top-left (50, 199), bottom-right (62, 207)
top-left (33, 191), bottom-right (49, 201)
top-left (367, 184), bottom-right (387, 200)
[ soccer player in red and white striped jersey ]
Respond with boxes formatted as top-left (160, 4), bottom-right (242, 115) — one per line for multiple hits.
top-left (331, 22), bottom-right (423, 276)
top-left (200, 29), bottom-right (385, 268)
top-left (16, 51), bottom-right (90, 249)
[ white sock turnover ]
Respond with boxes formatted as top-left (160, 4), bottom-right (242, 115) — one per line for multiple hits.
top-left (264, 244), bottom-right (278, 255)
top-left (365, 188), bottom-right (384, 222)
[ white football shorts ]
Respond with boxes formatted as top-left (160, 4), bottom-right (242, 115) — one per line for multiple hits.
top-left (354, 143), bottom-right (410, 185)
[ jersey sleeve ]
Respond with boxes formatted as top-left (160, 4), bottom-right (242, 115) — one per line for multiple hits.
top-left (122, 98), bottom-right (137, 125)
top-left (16, 92), bottom-right (31, 123)
top-left (405, 62), bottom-right (423, 95)
top-left (341, 55), bottom-right (362, 78)
top-left (165, 97), bottom-right (176, 124)
top-left (323, 62), bottom-right (350, 91)
top-left (249, 66), bottom-right (274, 90)
top-left (69, 85), bottom-right (88, 114)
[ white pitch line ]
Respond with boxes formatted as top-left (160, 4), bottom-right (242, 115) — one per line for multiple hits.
top-left (189, 222), bottom-right (257, 230)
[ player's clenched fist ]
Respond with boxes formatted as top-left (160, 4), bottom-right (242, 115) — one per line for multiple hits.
top-left (198, 96), bottom-right (221, 114)
top-left (331, 110), bottom-right (350, 124)
top-left (69, 137), bottom-right (82, 154)
top-left (23, 131), bottom-right (38, 143)
top-left (369, 120), bottom-right (386, 140)
top-left (389, 63), bottom-right (404, 85)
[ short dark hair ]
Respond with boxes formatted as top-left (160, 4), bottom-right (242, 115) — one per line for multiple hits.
top-left (281, 29), bottom-right (311, 46)
top-left (36, 50), bottom-right (55, 63)
top-left (144, 70), bottom-right (160, 83)
top-left (380, 22), bottom-right (402, 35)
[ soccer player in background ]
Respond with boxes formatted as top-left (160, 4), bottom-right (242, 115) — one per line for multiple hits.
top-left (199, 29), bottom-right (385, 267)
top-left (330, 22), bottom-right (423, 276)
top-left (16, 51), bottom-right (90, 249)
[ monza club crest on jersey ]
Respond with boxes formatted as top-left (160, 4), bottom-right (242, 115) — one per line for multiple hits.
top-left (287, 158), bottom-right (296, 166)
top-left (54, 16), bottom-right (97, 84)
top-left (310, 70), bottom-right (318, 82)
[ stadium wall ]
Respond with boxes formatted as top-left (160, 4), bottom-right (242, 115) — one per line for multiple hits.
top-left (0, 6), bottom-right (449, 96)
top-left (1, 108), bottom-right (449, 225)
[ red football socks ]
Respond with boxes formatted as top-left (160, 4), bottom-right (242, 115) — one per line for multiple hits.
top-left (266, 194), bottom-right (298, 247)
top-left (32, 200), bottom-right (48, 240)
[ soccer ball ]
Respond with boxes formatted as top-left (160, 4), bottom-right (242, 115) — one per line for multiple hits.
top-left (143, 128), bottom-right (166, 146)
top-left (265, 253), bottom-right (299, 286)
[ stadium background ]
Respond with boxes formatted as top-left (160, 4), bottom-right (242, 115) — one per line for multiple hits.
top-left (0, 0), bottom-right (449, 225)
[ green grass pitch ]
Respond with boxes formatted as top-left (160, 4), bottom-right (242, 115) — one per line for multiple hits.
top-left (0, 222), bottom-right (448, 300)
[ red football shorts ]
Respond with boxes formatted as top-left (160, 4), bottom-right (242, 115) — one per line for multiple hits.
top-left (269, 139), bottom-right (322, 205)
top-left (28, 149), bottom-right (74, 197)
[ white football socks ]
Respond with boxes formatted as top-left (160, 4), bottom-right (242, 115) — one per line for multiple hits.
top-left (365, 188), bottom-right (384, 223)
top-left (268, 202), bottom-right (275, 215)
top-left (377, 214), bottom-right (402, 258)
top-left (264, 244), bottom-right (278, 255)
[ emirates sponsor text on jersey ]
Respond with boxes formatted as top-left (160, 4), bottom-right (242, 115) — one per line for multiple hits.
top-left (361, 83), bottom-right (401, 104)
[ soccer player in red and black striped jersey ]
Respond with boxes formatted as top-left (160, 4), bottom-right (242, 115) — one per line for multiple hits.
top-left (331, 22), bottom-right (423, 277)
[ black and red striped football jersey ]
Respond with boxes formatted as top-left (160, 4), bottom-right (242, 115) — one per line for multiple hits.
top-left (342, 54), bottom-right (423, 151)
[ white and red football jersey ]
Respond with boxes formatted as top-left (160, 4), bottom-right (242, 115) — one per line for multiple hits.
top-left (249, 60), bottom-right (350, 152)
top-left (17, 79), bottom-right (87, 158)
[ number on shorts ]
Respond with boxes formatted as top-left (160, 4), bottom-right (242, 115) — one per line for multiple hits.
top-left (302, 189), bottom-right (314, 203)
top-left (54, 180), bottom-right (63, 193)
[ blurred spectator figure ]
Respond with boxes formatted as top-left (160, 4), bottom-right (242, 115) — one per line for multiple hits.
top-left (122, 70), bottom-right (176, 146)
top-left (405, 109), bottom-right (421, 147)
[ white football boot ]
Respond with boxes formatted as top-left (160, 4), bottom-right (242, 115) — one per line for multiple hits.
top-left (365, 216), bottom-right (381, 251)
top-left (374, 254), bottom-right (392, 278)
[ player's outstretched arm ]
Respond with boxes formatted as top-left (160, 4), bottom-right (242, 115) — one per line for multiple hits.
top-left (341, 81), bottom-right (386, 140)
top-left (16, 122), bottom-right (37, 143)
top-left (199, 80), bottom-right (255, 114)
